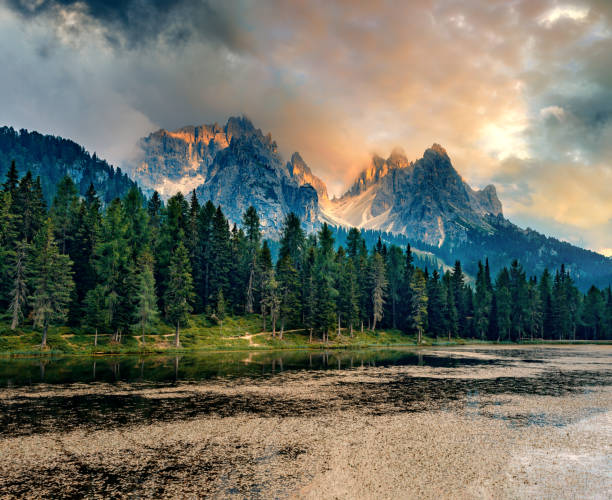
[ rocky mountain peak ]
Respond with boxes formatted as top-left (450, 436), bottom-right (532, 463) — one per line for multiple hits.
top-left (286, 152), bottom-right (328, 201)
top-left (426, 143), bottom-right (449, 157)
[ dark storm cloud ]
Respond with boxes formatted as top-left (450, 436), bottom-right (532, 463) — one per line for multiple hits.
top-left (5, 0), bottom-right (248, 50)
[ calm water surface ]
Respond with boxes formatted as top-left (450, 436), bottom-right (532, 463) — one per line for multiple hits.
top-left (0, 348), bottom-right (506, 387)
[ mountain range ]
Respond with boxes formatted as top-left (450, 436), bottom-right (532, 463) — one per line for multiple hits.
top-left (131, 116), bottom-right (612, 289)
top-left (2, 117), bottom-right (611, 289)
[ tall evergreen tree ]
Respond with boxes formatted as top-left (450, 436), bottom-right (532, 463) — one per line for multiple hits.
top-left (209, 206), bottom-right (231, 300)
top-left (29, 220), bottom-right (74, 348)
top-left (369, 252), bottom-right (387, 331)
top-left (243, 206), bottom-right (262, 314)
top-left (386, 245), bottom-right (404, 329)
top-left (426, 270), bottom-right (446, 338)
top-left (474, 261), bottom-right (492, 339)
top-left (277, 254), bottom-right (300, 337)
top-left (164, 241), bottom-right (194, 347)
top-left (50, 175), bottom-right (79, 254)
top-left (410, 267), bottom-right (428, 343)
top-left (337, 251), bottom-right (359, 336)
top-left (8, 240), bottom-right (28, 330)
top-left (314, 223), bottom-right (337, 341)
top-left (134, 251), bottom-right (159, 344)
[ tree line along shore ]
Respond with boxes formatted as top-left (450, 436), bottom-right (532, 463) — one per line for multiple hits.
top-left (1, 161), bottom-right (612, 354)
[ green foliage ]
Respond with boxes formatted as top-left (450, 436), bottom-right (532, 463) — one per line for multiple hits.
top-left (1, 167), bottom-right (611, 351)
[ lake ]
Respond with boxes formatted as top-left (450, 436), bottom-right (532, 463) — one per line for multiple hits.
top-left (0, 345), bottom-right (610, 498)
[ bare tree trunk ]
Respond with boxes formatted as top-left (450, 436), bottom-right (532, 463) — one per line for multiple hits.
top-left (337, 314), bottom-right (341, 337)
top-left (174, 321), bottom-right (180, 348)
top-left (280, 319), bottom-right (284, 340)
top-left (41, 322), bottom-right (48, 348)
top-left (309, 328), bottom-right (313, 343)
top-left (272, 316), bottom-right (276, 338)
top-left (350, 322), bottom-right (353, 337)
top-left (245, 268), bottom-right (254, 314)
top-left (372, 315), bottom-right (377, 331)
top-left (262, 310), bottom-right (267, 332)
top-left (361, 321), bottom-right (364, 333)
top-left (417, 327), bottom-right (422, 344)
top-left (94, 328), bottom-right (98, 347)
top-left (141, 326), bottom-right (145, 346)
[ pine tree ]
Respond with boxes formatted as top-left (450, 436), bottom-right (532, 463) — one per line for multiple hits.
top-left (410, 268), bottom-right (428, 343)
top-left (337, 251), bottom-right (359, 336)
top-left (369, 252), bottom-right (387, 331)
top-left (164, 241), bottom-right (194, 347)
top-left (278, 212), bottom-right (305, 267)
top-left (386, 245), bottom-right (404, 329)
top-left (277, 254), bottom-right (300, 338)
top-left (474, 261), bottom-right (491, 339)
top-left (243, 206), bottom-right (262, 313)
top-left (258, 241), bottom-right (273, 330)
top-left (3, 160), bottom-right (19, 196)
top-left (0, 191), bottom-right (17, 308)
top-left (539, 268), bottom-right (553, 339)
top-left (209, 206), bottom-right (231, 300)
top-left (525, 278), bottom-right (542, 340)
top-left (346, 227), bottom-right (362, 259)
top-left (302, 245), bottom-right (317, 342)
top-left (93, 199), bottom-right (130, 341)
top-left (398, 245), bottom-right (415, 332)
top-left (84, 286), bottom-right (106, 346)
top-left (426, 270), bottom-right (446, 338)
top-left (8, 240), bottom-right (28, 330)
top-left (29, 220), bottom-right (74, 348)
top-left (215, 289), bottom-right (226, 335)
top-left (134, 251), bottom-right (159, 344)
top-left (451, 260), bottom-right (467, 335)
top-left (187, 191), bottom-right (203, 312)
top-left (313, 224), bottom-right (337, 341)
top-left (262, 270), bottom-right (281, 337)
top-left (495, 268), bottom-right (512, 341)
top-left (509, 260), bottom-right (528, 341)
top-left (443, 272), bottom-right (458, 341)
top-left (582, 286), bottom-right (604, 340)
top-left (50, 175), bottom-right (79, 254)
top-left (197, 200), bottom-right (216, 308)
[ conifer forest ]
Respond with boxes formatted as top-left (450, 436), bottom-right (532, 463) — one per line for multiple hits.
top-left (1, 163), bottom-right (611, 349)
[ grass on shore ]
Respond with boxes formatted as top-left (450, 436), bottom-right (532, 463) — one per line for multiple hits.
top-left (0, 313), bottom-right (608, 356)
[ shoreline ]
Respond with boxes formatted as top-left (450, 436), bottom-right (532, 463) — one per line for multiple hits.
top-left (1, 338), bottom-right (610, 358)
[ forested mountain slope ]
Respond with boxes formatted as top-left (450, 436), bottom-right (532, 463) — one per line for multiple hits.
top-left (0, 127), bottom-right (137, 204)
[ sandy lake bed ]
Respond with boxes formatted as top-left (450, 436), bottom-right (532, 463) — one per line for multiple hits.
top-left (0, 345), bottom-right (610, 499)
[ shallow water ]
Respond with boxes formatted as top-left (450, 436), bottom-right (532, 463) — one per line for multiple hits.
top-left (1, 346), bottom-right (610, 498)
top-left (0, 348), bottom-right (505, 386)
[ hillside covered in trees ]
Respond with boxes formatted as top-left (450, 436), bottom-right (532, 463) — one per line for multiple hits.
top-left (1, 165), bottom-right (611, 349)
top-left (0, 127), bottom-right (137, 205)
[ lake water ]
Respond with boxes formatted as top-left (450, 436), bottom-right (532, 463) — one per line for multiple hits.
top-left (1, 346), bottom-right (610, 498)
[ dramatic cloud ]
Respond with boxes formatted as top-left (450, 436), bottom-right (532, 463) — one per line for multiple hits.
top-left (0, 0), bottom-right (610, 252)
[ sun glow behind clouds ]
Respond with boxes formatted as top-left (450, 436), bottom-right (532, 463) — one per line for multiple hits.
top-left (479, 109), bottom-right (530, 160)
top-left (538, 5), bottom-right (590, 27)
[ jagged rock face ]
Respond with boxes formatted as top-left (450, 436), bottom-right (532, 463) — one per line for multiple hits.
top-left (324, 144), bottom-right (503, 247)
top-left (133, 117), bottom-right (255, 196)
top-left (194, 120), bottom-right (319, 234)
top-left (287, 152), bottom-right (328, 202)
top-left (132, 117), bottom-right (319, 234)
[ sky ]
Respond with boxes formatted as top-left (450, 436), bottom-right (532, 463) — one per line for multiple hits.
top-left (0, 0), bottom-right (611, 255)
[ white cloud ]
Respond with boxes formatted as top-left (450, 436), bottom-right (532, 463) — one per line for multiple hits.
top-left (538, 5), bottom-right (590, 27)
top-left (540, 105), bottom-right (566, 121)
